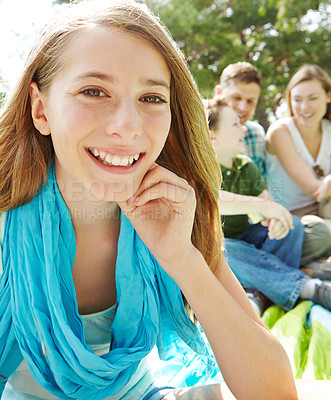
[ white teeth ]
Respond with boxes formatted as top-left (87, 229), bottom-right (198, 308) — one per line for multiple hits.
top-left (111, 156), bottom-right (120, 166)
top-left (90, 149), bottom-right (140, 166)
top-left (120, 157), bottom-right (129, 166)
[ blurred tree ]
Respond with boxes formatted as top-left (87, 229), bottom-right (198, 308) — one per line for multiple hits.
top-left (54, 0), bottom-right (330, 127)
top-left (0, 92), bottom-right (5, 107)
top-left (0, 75), bottom-right (7, 107)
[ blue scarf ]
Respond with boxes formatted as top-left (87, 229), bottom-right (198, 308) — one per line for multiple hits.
top-left (0, 166), bottom-right (212, 399)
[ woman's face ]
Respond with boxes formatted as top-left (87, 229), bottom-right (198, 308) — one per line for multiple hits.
top-left (290, 79), bottom-right (331, 127)
top-left (33, 27), bottom-right (171, 204)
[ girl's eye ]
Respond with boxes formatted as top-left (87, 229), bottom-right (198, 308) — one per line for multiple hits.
top-left (81, 88), bottom-right (107, 97)
top-left (141, 95), bottom-right (166, 104)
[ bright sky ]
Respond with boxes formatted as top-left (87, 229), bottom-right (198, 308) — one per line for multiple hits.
top-left (0, 0), bottom-right (328, 94)
top-left (0, 0), bottom-right (63, 90)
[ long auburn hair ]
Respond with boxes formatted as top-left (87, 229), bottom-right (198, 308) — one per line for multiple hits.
top-left (285, 64), bottom-right (331, 122)
top-left (0, 0), bottom-right (222, 273)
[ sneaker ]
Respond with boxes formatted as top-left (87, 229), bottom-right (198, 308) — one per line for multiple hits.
top-left (301, 257), bottom-right (331, 280)
top-left (312, 281), bottom-right (331, 311)
top-left (245, 288), bottom-right (272, 316)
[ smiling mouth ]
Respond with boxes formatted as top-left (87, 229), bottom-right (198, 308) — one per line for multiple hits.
top-left (88, 148), bottom-right (142, 167)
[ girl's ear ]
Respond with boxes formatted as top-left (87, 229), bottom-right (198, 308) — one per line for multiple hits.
top-left (30, 82), bottom-right (51, 136)
top-left (209, 129), bottom-right (216, 142)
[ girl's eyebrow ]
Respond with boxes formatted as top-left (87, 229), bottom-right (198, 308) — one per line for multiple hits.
top-left (73, 72), bottom-right (170, 92)
top-left (143, 79), bottom-right (170, 92)
top-left (293, 92), bottom-right (320, 98)
top-left (74, 71), bottom-right (116, 83)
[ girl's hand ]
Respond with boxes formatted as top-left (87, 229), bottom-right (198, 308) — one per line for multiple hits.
top-left (314, 174), bottom-right (331, 202)
top-left (262, 218), bottom-right (290, 240)
top-left (117, 164), bottom-right (197, 272)
top-left (259, 201), bottom-right (293, 240)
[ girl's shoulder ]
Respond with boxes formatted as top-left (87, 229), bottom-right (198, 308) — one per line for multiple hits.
top-left (266, 117), bottom-right (293, 139)
top-left (322, 118), bottom-right (331, 135)
top-left (268, 116), bottom-right (292, 128)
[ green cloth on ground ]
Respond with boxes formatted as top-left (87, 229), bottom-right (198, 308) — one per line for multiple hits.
top-left (262, 301), bottom-right (331, 379)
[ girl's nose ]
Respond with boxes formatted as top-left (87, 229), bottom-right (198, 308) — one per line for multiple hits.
top-left (300, 100), bottom-right (310, 112)
top-left (105, 99), bottom-right (142, 139)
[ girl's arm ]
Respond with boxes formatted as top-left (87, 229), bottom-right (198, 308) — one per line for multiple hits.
top-left (266, 124), bottom-right (324, 199)
top-left (219, 189), bottom-right (293, 239)
top-left (170, 248), bottom-right (297, 400)
top-left (119, 165), bottom-right (298, 400)
top-left (219, 189), bottom-right (292, 224)
top-left (314, 174), bottom-right (331, 202)
top-left (219, 189), bottom-right (271, 215)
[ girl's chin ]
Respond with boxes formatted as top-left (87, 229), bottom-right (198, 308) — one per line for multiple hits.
top-left (88, 182), bottom-right (138, 203)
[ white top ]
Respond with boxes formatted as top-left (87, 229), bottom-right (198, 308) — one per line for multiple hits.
top-left (0, 213), bottom-right (166, 400)
top-left (266, 117), bottom-right (331, 211)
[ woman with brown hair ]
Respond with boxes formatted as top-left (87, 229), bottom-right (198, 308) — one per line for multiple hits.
top-left (266, 64), bottom-right (331, 276)
top-left (0, 1), bottom-right (296, 399)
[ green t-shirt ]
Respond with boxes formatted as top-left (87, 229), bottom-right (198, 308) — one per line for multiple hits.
top-left (220, 154), bottom-right (266, 238)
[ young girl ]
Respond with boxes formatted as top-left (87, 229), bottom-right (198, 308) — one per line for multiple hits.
top-left (0, 1), bottom-right (297, 399)
top-left (266, 65), bottom-right (331, 272)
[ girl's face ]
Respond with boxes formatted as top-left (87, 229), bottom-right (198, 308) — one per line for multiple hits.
top-left (210, 106), bottom-right (246, 161)
top-left (33, 27), bottom-right (171, 203)
top-left (290, 79), bottom-right (331, 126)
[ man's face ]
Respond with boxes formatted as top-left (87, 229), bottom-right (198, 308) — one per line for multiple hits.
top-left (220, 81), bottom-right (261, 125)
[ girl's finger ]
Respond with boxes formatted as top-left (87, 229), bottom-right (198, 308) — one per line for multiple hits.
top-left (278, 211), bottom-right (292, 231)
top-left (269, 220), bottom-right (288, 240)
top-left (269, 217), bottom-right (285, 234)
top-left (131, 164), bottom-right (191, 200)
top-left (128, 181), bottom-right (195, 207)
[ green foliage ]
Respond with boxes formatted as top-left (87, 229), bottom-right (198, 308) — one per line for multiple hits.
top-left (53, 0), bottom-right (331, 126)
top-left (147, 0), bottom-right (330, 126)
top-left (52, 0), bottom-right (69, 4)
top-left (0, 92), bottom-right (5, 108)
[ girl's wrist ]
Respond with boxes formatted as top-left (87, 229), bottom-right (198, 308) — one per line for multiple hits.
top-left (256, 199), bottom-right (270, 215)
top-left (159, 245), bottom-right (206, 284)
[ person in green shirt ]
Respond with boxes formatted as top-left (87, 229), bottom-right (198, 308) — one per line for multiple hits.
top-left (205, 96), bottom-right (331, 315)
top-left (215, 62), bottom-right (331, 279)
